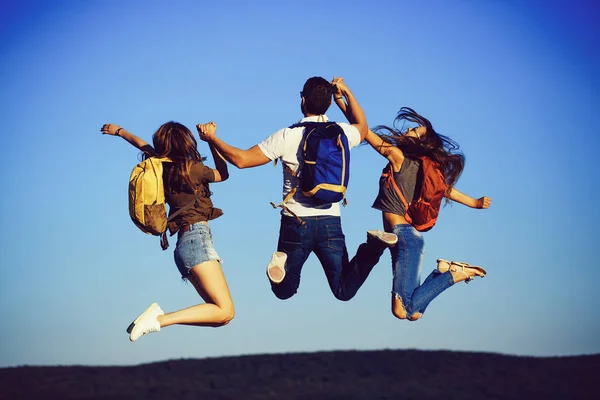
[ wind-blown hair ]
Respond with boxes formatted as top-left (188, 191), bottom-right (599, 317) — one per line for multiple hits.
top-left (302, 76), bottom-right (333, 115)
top-left (150, 121), bottom-right (206, 192)
top-left (372, 107), bottom-right (465, 191)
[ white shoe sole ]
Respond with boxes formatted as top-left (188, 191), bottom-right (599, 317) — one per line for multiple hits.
top-left (267, 252), bottom-right (287, 284)
top-left (367, 230), bottom-right (398, 246)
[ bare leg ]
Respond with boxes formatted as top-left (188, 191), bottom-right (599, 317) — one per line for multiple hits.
top-left (391, 294), bottom-right (407, 319)
top-left (158, 260), bottom-right (235, 328)
top-left (407, 312), bottom-right (422, 321)
top-left (391, 295), bottom-right (424, 321)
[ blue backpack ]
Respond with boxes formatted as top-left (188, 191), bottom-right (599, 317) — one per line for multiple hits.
top-left (270, 122), bottom-right (351, 223)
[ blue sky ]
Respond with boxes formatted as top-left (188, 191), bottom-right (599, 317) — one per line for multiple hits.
top-left (1, 0), bottom-right (598, 367)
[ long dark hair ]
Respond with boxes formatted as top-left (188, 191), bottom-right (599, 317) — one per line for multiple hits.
top-left (372, 107), bottom-right (465, 191)
top-left (150, 121), bottom-right (206, 192)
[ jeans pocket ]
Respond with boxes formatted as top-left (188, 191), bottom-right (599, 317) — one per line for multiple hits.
top-left (280, 222), bottom-right (307, 245)
top-left (324, 223), bottom-right (345, 251)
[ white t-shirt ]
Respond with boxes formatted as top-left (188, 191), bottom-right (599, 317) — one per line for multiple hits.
top-left (258, 115), bottom-right (361, 217)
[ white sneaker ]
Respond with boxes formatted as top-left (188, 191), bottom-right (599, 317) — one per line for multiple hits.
top-left (128, 302), bottom-right (164, 342)
top-left (267, 251), bottom-right (287, 284)
top-left (367, 230), bottom-right (398, 246)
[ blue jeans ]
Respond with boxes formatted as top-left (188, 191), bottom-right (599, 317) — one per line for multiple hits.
top-left (272, 215), bottom-right (387, 300)
top-left (390, 224), bottom-right (454, 316)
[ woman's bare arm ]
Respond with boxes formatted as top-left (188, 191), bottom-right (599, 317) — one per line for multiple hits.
top-left (447, 187), bottom-right (492, 209)
top-left (199, 123), bottom-right (230, 182)
top-left (101, 124), bottom-right (157, 157)
top-left (364, 130), bottom-right (405, 171)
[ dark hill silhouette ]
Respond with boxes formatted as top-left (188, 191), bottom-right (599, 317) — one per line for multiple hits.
top-left (1, 349), bottom-right (597, 399)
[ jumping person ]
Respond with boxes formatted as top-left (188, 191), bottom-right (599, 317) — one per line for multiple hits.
top-left (197, 77), bottom-right (396, 301)
top-left (333, 79), bottom-right (491, 320)
top-left (101, 121), bottom-right (234, 341)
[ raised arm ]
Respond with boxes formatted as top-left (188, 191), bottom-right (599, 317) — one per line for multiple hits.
top-left (447, 187), bottom-right (492, 209)
top-left (197, 123), bottom-right (270, 169)
top-left (331, 77), bottom-right (368, 142)
top-left (101, 124), bottom-right (157, 157)
top-left (195, 122), bottom-right (229, 182)
top-left (364, 130), bottom-right (405, 171)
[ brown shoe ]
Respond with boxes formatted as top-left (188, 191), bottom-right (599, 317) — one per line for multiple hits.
top-left (448, 260), bottom-right (486, 283)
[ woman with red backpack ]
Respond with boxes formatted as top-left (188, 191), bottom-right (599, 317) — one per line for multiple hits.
top-left (334, 78), bottom-right (491, 321)
top-left (363, 107), bottom-right (491, 320)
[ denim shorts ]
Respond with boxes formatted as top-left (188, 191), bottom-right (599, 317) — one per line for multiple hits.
top-left (173, 222), bottom-right (220, 278)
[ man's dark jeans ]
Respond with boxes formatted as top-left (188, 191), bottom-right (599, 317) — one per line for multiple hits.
top-left (271, 215), bottom-right (386, 300)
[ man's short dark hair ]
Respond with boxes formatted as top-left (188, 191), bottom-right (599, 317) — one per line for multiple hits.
top-left (302, 77), bottom-right (333, 115)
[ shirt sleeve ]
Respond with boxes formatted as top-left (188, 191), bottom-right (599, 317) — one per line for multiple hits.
top-left (257, 128), bottom-right (286, 161)
top-left (191, 162), bottom-right (216, 183)
top-left (337, 122), bottom-right (361, 148)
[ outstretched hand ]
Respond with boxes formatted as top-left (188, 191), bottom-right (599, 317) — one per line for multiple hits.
top-left (197, 121), bottom-right (217, 142)
top-left (101, 123), bottom-right (121, 136)
top-left (476, 196), bottom-right (492, 209)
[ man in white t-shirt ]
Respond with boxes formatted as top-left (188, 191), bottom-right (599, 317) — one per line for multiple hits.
top-left (198, 77), bottom-right (397, 300)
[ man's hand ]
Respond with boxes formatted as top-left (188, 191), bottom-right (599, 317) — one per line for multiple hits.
top-left (101, 123), bottom-right (121, 136)
top-left (331, 76), bottom-right (344, 99)
top-left (331, 76), bottom-right (349, 97)
top-left (476, 196), bottom-right (492, 209)
top-left (197, 121), bottom-right (217, 142)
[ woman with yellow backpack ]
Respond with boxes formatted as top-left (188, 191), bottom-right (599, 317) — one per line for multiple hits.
top-left (101, 121), bottom-right (234, 342)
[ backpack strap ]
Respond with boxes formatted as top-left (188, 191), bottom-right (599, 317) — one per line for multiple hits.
top-left (269, 187), bottom-right (305, 225)
top-left (269, 155), bottom-right (303, 224)
top-left (159, 172), bottom-right (206, 250)
top-left (382, 163), bottom-right (411, 222)
top-left (288, 122), bottom-right (306, 129)
top-left (272, 123), bottom-right (308, 168)
top-left (267, 123), bottom-right (313, 225)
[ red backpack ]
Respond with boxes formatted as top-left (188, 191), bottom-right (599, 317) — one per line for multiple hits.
top-left (382, 156), bottom-right (447, 232)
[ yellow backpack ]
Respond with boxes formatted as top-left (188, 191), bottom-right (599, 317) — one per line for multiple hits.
top-left (128, 157), bottom-right (203, 250)
top-left (128, 157), bottom-right (171, 236)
